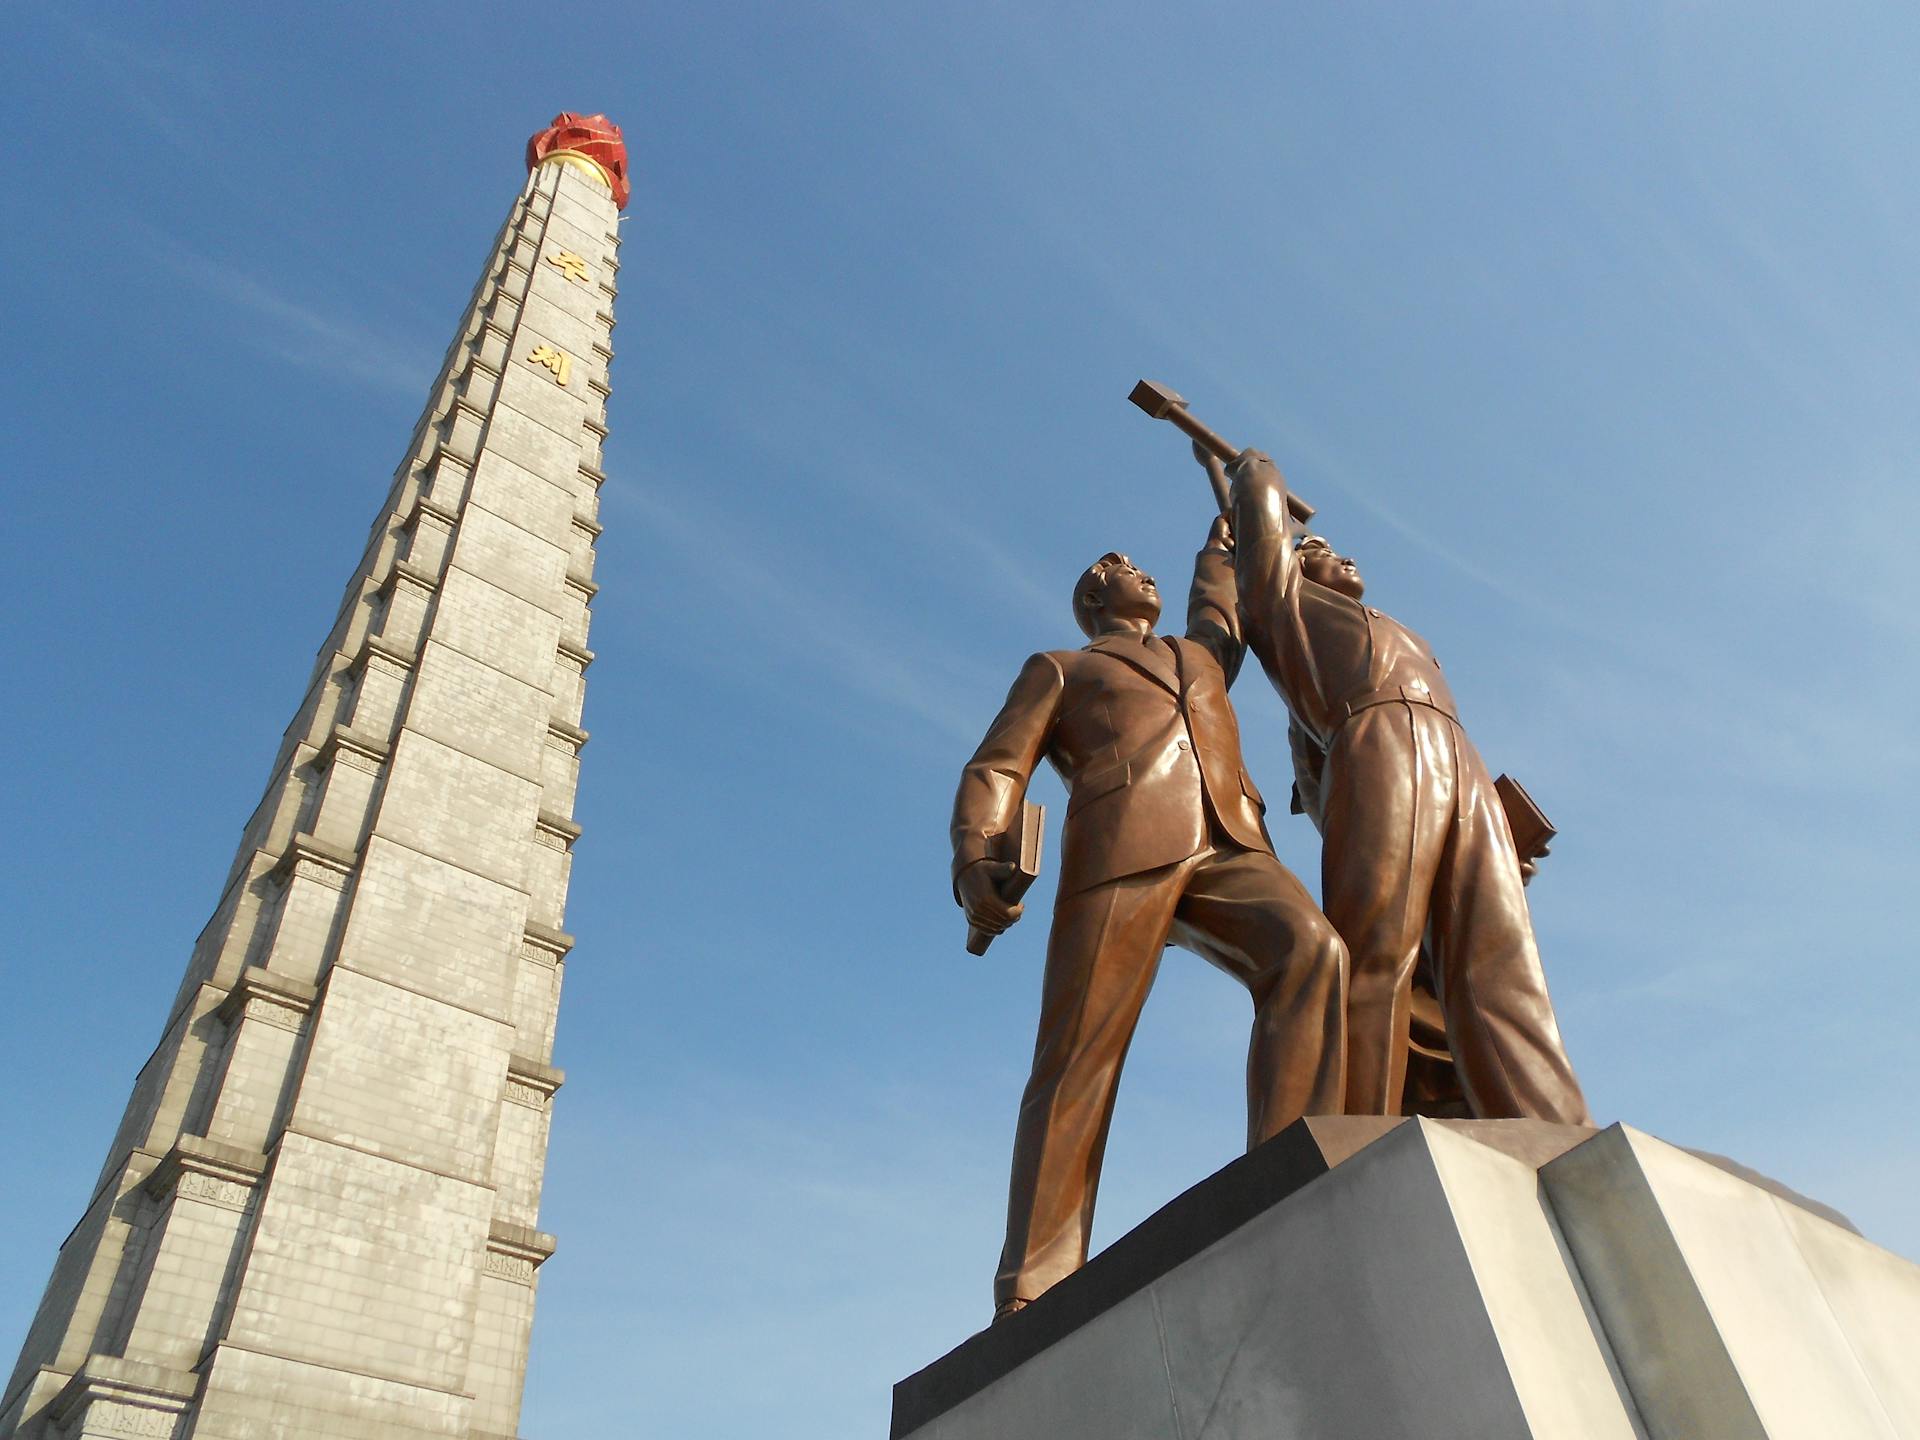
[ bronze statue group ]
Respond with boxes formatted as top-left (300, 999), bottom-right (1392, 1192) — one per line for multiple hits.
top-left (952, 438), bottom-right (1590, 1319)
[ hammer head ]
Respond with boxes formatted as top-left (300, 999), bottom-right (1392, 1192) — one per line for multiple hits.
top-left (1129, 379), bottom-right (1187, 419)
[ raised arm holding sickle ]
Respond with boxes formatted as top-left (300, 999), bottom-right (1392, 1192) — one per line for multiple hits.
top-left (1191, 439), bottom-right (1590, 1124)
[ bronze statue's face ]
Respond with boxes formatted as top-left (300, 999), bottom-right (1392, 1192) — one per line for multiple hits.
top-left (1299, 542), bottom-right (1364, 599)
top-left (1094, 555), bottom-right (1162, 628)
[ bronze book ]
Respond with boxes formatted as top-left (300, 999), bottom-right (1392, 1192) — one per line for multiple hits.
top-left (966, 801), bottom-right (1046, 955)
top-left (1493, 774), bottom-right (1555, 863)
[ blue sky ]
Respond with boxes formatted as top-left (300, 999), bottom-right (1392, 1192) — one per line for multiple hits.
top-left (4, 3), bottom-right (1918, 1435)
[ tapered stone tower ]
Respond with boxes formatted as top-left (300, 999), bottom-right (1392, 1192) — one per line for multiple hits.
top-left (1, 114), bottom-right (628, 1440)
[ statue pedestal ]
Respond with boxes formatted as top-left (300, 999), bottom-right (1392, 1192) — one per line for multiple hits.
top-left (892, 1117), bottom-right (1920, 1439)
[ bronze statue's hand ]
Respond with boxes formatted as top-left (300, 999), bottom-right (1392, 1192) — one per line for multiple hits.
top-left (1519, 848), bottom-right (1546, 887)
top-left (1205, 513), bottom-right (1234, 554)
top-left (957, 859), bottom-right (1024, 936)
top-left (1192, 438), bottom-right (1225, 471)
top-left (1227, 447), bottom-right (1276, 481)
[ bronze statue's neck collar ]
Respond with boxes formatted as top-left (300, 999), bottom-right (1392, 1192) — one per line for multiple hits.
top-left (1086, 633), bottom-right (1181, 692)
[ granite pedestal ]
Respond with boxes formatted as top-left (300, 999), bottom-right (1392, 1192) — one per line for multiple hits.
top-left (894, 1117), bottom-right (1919, 1440)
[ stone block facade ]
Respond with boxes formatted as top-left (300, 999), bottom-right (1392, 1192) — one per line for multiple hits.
top-left (2, 150), bottom-right (621, 1440)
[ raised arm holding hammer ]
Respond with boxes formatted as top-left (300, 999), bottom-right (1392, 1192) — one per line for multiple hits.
top-left (1132, 380), bottom-right (1591, 1126)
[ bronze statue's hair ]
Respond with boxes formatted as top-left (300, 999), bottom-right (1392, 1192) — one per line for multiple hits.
top-left (1073, 553), bottom-right (1128, 638)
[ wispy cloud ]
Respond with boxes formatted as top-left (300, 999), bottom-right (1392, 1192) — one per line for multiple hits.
top-left (601, 475), bottom-right (1001, 750)
top-left (41, 9), bottom-right (433, 398)
top-left (823, 11), bottom-right (1613, 640)
top-left (143, 227), bottom-right (434, 396)
top-left (530, 1069), bottom-right (1007, 1435)
top-left (637, 192), bottom-right (1063, 624)
top-left (49, 6), bottom-right (212, 152)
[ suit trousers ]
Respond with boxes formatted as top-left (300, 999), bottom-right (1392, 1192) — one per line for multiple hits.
top-left (1322, 701), bottom-right (1591, 1124)
top-left (996, 844), bottom-right (1348, 1307)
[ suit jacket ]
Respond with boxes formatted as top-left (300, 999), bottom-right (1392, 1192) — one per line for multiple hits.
top-left (952, 550), bottom-right (1273, 900)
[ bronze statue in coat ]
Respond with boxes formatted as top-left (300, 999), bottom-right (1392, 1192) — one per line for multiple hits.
top-left (1215, 448), bottom-right (1591, 1125)
top-left (952, 517), bottom-right (1348, 1316)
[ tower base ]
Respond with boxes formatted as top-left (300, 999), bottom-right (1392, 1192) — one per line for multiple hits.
top-left (893, 1117), bottom-right (1919, 1439)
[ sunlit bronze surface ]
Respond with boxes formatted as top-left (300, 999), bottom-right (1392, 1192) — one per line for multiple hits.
top-left (952, 528), bottom-right (1348, 1309)
top-left (1225, 449), bottom-right (1591, 1125)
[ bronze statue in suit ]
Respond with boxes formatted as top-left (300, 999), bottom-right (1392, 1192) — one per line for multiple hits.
top-left (952, 517), bottom-right (1348, 1316)
top-left (1215, 448), bottom-right (1591, 1126)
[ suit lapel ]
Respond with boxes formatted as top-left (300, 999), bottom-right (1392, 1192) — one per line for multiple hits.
top-left (1164, 636), bottom-right (1195, 695)
top-left (1088, 634), bottom-right (1181, 695)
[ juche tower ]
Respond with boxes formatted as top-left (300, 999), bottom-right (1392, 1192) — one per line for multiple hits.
top-left (1, 113), bottom-right (628, 1440)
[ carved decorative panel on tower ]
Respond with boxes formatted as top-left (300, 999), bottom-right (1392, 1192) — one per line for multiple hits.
top-left (0, 113), bottom-right (628, 1440)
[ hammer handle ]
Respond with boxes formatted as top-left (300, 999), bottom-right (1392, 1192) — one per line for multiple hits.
top-left (1158, 408), bottom-right (1317, 525)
